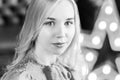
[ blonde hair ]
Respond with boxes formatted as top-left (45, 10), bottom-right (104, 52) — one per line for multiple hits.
top-left (1, 0), bottom-right (89, 80)
top-left (7, 0), bottom-right (82, 71)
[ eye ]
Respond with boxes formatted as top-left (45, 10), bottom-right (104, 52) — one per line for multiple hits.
top-left (65, 21), bottom-right (74, 26)
top-left (43, 21), bottom-right (55, 26)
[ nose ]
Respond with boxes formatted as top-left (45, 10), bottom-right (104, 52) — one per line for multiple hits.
top-left (55, 24), bottom-right (66, 38)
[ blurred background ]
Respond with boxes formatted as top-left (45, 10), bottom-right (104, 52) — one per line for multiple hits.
top-left (1, 0), bottom-right (120, 79)
top-left (0, 0), bottom-right (85, 77)
top-left (0, 0), bottom-right (102, 77)
top-left (0, 0), bottom-right (31, 77)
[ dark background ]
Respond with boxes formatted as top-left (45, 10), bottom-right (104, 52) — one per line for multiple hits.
top-left (0, 0), bottom-right (31, 77)
top-left (0, 0), bottom-right (120, 77)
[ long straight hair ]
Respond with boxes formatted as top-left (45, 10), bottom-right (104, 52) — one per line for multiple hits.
top-left (1, 0), bottom-right (89, 80)
top-left (6, 0), bottom-right (86, 73)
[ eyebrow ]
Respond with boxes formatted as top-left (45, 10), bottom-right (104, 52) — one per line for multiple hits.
top-left (46, 17), bottom-right (74, 20)
top-left (47, 17), bottom-right (55, 20)
top-left (66, 18), bottom-right (74, 20)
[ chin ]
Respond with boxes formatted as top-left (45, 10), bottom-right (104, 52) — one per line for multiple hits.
top-left (51, 45), bottom-right (68, 55)
top-left (53, 49), bottom-right (65, 55)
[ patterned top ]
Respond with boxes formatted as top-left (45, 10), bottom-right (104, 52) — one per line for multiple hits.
top-left (1, 61), bottom-right (75, 80)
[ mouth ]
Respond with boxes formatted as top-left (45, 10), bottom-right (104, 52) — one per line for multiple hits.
top-left (52, 42), bottom-right (66, 48)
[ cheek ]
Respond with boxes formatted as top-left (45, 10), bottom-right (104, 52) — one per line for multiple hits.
top-left (37, 29), bottom-right (51, 45)
top-left (36, 34), bottom-right (51, 49)
top-left (68, 26), bottom-right (75, 40)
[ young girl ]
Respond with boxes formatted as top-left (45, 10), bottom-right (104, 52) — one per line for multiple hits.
top-left (0, 0), bottom-right (88, 80)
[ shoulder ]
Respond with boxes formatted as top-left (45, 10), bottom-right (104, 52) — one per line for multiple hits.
top-left (1, 62), bottom-right (46, 80)
top-left (19, 62), bottom-right (46, 80)
top-left (0, 62), bottom-right (27, 80)
top-left (0, 68), bottom-right (24, 80)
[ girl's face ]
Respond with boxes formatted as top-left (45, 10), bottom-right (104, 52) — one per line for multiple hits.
top-left (36, 0), bottom-right (75, 55)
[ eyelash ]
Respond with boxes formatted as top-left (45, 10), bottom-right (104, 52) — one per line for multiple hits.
top-left (43, 21), bottom-right (74, 27)
top-left (44, 21), bottom-right (55, 26)
top-left (65, 21), bottom-right (74, 26)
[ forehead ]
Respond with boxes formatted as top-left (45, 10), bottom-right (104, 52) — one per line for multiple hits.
top-left (48, 0), bottom-right (74, 19)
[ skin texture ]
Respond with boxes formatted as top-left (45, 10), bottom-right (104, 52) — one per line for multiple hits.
top-left (1, 1), bottom-right (88, 80)
top-left (34, 0), bottom-right (75, 65)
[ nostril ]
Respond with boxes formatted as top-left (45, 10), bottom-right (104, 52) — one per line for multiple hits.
top-left (56, 35), bottom-right (64, 38)
top-left (55, 32), bottom-right (66, 38)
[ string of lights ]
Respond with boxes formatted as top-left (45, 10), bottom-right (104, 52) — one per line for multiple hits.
top-left (0, 0), bottom-right (120, 80)
top-left (81, 0), bottom-right (120, 80)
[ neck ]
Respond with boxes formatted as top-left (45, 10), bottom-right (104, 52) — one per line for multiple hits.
top-left (34, 46), bottom-right (57, 66)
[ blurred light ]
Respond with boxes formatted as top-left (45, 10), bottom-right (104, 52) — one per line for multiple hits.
top-left (3, 8), bottom-right (13, 16)
top-left (9, 0), bottom-right (18, 5)
top-left (92, 36), bottom-right (101, 45)
top-left (19, 7), bottom-right (26, 15)
top-left (114, 38), bottom-right (120, 47)
top-left (85, 52), bottom-right (94, 62)
top-left (12, 16), bottom-right (19, 24)
top-left (0, 0), bottom-right (3, 7)
top-left (102, 64), bottom-right (111, 75)
top-left (105, 6), bottom-right (113, 15)
top-left (98, 21), bottom-right (107, 30)
top-left (115, 74), bottom-right (120, 80)
top-left (109, 22), bottom-right (118, 32)
top-left (88, 72), bottom-right (97, 80)
top-left (79, 34), bottom-right (84, 43)
top-left (81, 65), bottom-right (89, 76)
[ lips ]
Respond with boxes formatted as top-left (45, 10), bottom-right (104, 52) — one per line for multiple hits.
top-left (52, 42), bottom-right (66, 48)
